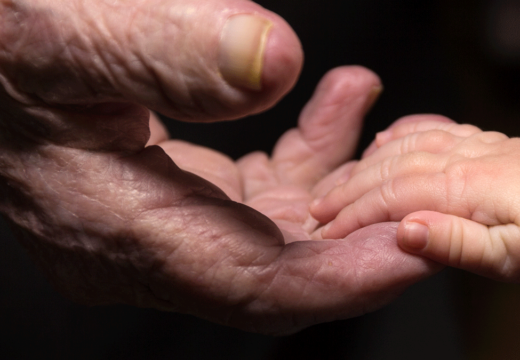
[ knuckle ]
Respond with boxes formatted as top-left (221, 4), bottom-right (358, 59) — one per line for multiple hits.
top-left (399, 132), bottom-right (418, 154)
top-left (419, 130), bottom-right (457, 152)
top-left (447, 218), bottom-right (464, 267)
top-left (476, 131), bottom-right (509, 144)
top-left (443, 160), bottom-right (469, 213)
top-left (379, 178), bottom-right (397, 210)
top-left (379, 156), bottom-right (395, 180)
top-left (400, 152), bottom-right (426, 172)
top-left (449, 123), bottom-right (482, 137)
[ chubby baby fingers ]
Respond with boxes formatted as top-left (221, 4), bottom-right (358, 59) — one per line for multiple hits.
top-left (398, 211), bottom-right (520, 282)
top-left (317, 172), bottom-right (461, 239)
top-left (310, 151), bottom-right (448, 224)
top-left (373, 116), bottom-right (482, 149)
top-left (351, 129), bottom-right (464, 177)
top-left (361, 115), bottom-right (453, 158)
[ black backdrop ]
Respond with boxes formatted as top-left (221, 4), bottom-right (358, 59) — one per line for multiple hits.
top-left (3, 0), bottom-right (520, 359)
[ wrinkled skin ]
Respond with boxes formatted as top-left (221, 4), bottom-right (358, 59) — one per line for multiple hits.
top-left (0, 0), bottom-right (439, 334)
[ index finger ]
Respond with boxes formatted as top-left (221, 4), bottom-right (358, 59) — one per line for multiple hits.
top-left (270, 66), bottom-right (382, 188)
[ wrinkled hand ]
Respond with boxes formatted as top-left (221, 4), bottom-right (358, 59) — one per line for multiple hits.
top-left (0, 0), bottom-right (438, 335)
top-left (312, 115), bottom-right (520, 282)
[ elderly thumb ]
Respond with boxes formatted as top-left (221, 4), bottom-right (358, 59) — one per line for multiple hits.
top-left (0, 0), bottom-right (302, 122)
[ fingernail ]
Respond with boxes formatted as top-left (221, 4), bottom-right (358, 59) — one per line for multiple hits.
top-left (310, 197), bottom-right (323, 209)
top-left (401, 221), bottom-right (429, 250)
top-left (375, 129), bottom-right (393, 147)
top-left (321, 222), bottom-right (332, 237)
top-left (219, 14), bottom-right (273, 91)
top-left (334, 173), bottom-right (351, 186)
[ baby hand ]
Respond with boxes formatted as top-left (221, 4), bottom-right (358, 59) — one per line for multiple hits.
top-left (311, 116), bottom-right (520, 281)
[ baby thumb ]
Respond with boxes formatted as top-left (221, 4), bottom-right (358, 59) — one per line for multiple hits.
top-left (397, 211), bottom-right (520, 281)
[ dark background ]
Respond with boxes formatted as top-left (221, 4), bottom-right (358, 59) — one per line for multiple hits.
top-left (2, 0), bottom-right (520, 359)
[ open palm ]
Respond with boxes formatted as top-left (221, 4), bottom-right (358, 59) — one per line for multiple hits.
top-left (0, 0), bottom-right (437, 335)
top-left (145, 67), bottom-right (439, 333)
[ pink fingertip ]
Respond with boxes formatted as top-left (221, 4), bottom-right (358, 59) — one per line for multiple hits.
top-left (321, 222), bottom-right (332, 238)
top-left (400, 221), bottom-right (429, 251)
top-left (260, 16), bottom-right (303, 96)
top-left (310, 196), bottom-right (323, 208)
top-left (309, 197), bottom-right (325, 220)
top-left (375, 130), bottom-right (393, 147)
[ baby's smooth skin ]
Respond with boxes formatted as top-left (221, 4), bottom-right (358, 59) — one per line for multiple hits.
top-left (311, 116), bottom-right (520, 282)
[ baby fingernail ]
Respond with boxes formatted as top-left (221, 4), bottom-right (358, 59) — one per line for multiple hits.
top-left (375, 129), bottom-right (393, 146)
top-left (219, 14), bottom-right (273, 91)
top-left (310, 197), bottom-right (323, 209)
top-left (321, 222), bottom-right (332, 237)
top-left (401, 221), bottom-right (429, 250)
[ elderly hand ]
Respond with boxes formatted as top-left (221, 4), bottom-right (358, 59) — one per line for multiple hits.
top-left (0, 0), bottom-right (438, 334)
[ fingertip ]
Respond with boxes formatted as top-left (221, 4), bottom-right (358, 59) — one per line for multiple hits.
top-left (219, 12), bottom-right (302, 94)
top-left (309, 194), bottom-right (338, 225)
top-left (397, 212), bottom-right (510, 279)
top-left (398, 212), bottom-right (442, 254)
top-left (320, 217), bottom-right (354, 240)
top-left (375, 129), bottom-right (393, 147)
top-left (326, 66), bottom-right (381, 88)
top-left (315, 66), bottom-right (382, 107)
top-left (309, 197), bottom-right (323, 212)
top-left (398, 220), bottom-right (429, 252)
top-left (299, 66), bottom-right (382, 122)
top-left (218, 14), bottom-right (274, 91)
top-left (216, 10), bottom-right (303, 117)
top-left (260, 16), bottom-right (303, 97)
top-left (308, 200), bottom-right (328, 225)
top-left (320, 222), bottom-right (333, 239)
top-left (391, 114), bottom-right (455, 129)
